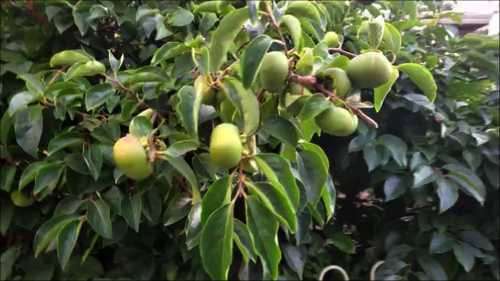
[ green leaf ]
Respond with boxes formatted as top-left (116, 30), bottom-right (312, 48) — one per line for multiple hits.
top-left (283, 244), bottom-right (305, 279)
top-left (201, 176), bottom-right (232, 224)
top-left (168, 7), bottom-right (194, 27)
top-left (163, 194), bottom-right (191, 226)
top-left (0, 165), bottom-right (16, 192)
top-left (321, 175), bottom-right (336, 222)
top-left (0, 111), bottom-right (13, 145)
top-left (47, 131), bottom-right (84, 156)
top-left (255, 154), bottom-right (300, 209)
top-left (72, 1), bottom-right (90, 35)
top-left (444, 164), bottom-right (486, 205)
top-left (57, 219), bottom-right (83, 270)
top-left (0, 199), bottom-right (14, 236)
top-left (378, 134), bottom-right (407, 167)
top-left (34, 162), bottom-right (64, 200)
top-left (328, 229), bottom-right (355, 254)
top-left (413, 165), bottom-right (436, 188)
top-left (245, 180), bottom-right (297, 233)
top-left (280, 15), bottom-right (302, 51)
top-left (381, 22), bottom-right (402, 55)
top-left (328, 55), bottom-right (350, 70)
top-left (164, 155), bottom-right (201, 203)
top-left (1, 246), bottom-right (21, 281)
top-left (221, 77), bottom-right (260, 135)
top-left (367, 17), bottom-right (385, 49)
top-left (261, 117), bottom-right (299, 146)
top-left (18, 162), bottom-right (45, 191)
top-left (129, 116), bottom-right (152, 139)
top-left (121, 193), bottom-right (142, 232)
top-left (297, 143), bottom-right (329, 204)
top-left (384, 175), bottom-right (407, 201)
top-left (417, 255), bottom-right (447, 280)
top-left (429, 232), bottom-right (454, 254)
top-left (165, 139), bottom-right (199, 158)
top-left (200, 204), bottom-right (234, 280)
top-left (460, 230), bottom-right (494, 251)
top-left (86, 199), bottom-right (112, 239)
top-left (435, 177), bottom-right (459, 213)
top-left (14, 105), bottom-right (43, 157)
top-left (33, 215), bottom-right (79, 257)
top-left (209, 7), bottom-right (249, 72)
top-left (453, 243), bottom-right (476, 272)
top-left (151, 42), bottom-right (189, 65)
top-left (240, 34), bottom-right (273, 88)
top-left (298, 94), bottom-right (330, 121)
top-left (8, 91), bottom-right (37, 116)
top-left (374, 68), bottom-right (399, 112)
top-left (83, 145), bottom-right (102, 181)
top-left (398, 63), bottom-right (437, 102)
top-left (233, 219), bottom-right (256, 264)
top-left (286, 1), bottom-right (321, 24)
top-left (176, 86), bottom-right (202, 138)
top-left (245, 196), bottom-right (281, 280)
top-left (85, 83), bottom-right (114, 111)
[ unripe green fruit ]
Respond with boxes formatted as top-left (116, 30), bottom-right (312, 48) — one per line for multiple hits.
top-left (346, 52), bottom-right (392, 89)
top-left (209, 123), bottom-right (243, 169)
top-left (323, 31), bottom-right (340, 48)
top-left (194, 76), bottom-right (217, 105)
top-left (113, 134), bottom-right (152, 180)
top-left (259, 51), bottom-right (289, 93)
top-left (315, 106), bottom-right (358, 136)
top-left (11, 191), bottom-right (34, 207)
top-left (322, 67), bottom-right (351, 97)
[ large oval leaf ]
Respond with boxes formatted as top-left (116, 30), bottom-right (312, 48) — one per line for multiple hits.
top-left (398, 63), bottom-right (437, 102)
top-left (200, 204), bottom-right (234, 280)
top-left (221, 78), bottom-right (260, 135)
top-left (240, 34), bottom-right (273, 88)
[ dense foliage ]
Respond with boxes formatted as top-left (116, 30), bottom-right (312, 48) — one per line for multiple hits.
top-left (1, 1), bottom-right (498, 280)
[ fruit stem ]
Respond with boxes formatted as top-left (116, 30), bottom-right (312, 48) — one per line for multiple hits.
top-left (328, 48), bottom-right (358, 58)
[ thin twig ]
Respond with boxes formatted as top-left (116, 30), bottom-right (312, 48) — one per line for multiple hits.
top-left (328, 48), bottom-right (358, 58)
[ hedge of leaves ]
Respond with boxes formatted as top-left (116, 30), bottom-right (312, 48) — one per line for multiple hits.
top-left (1, 1), bottom-right (498, 280)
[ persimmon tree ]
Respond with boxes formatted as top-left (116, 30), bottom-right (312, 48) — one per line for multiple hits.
top-left (1, 1), bottom-right (498, 280)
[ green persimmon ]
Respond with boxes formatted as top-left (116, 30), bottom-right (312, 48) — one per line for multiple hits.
top-left (260, 51), bottom-right (289, 93)
top-left (113, 134), bottom-right (152, 180)
top-left (315, 105), bottom-right (359, 136)
top-left (323, 31), bottom-right (340, 48)
top-left (209, 123), bottom-right (242, 169)
top-left (346, 51), bottom-right (392, 89)
top-left (11, 191), bottom-right (34, 207)
top-left (322, 67), bottom-right (352, 97)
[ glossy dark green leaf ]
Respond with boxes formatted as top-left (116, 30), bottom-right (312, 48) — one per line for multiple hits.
top-left (384, 175), bottom-right (406, 201)
top-left (165, 139), bottom-right (199, 158)
top-left (256, 154), bottom-right (300, 209)
top-left (453, 243), bottom-right (476, 272)
top-left (34, 163), bottom-right (64, 199)
top-left (413, 165), bottom-right (436, 188)
top-left (245, 196), bottom-right (281, 280)
top-left (201, 176), bottom-right (232, 224)
top-left (435, 177), bottom-right (459, 213)
top-left (240, 34), bottom-right (273, 88)
top-left (245, 181), bottom-right (297, 233)
top-left (186, 203), bottom-right (202, 250)
top-left (176, 86), bottom-right (202, 138)
top-left (1, 246), bottom-right (21, 281)
top-left (14, 105), bottom-right (43, 157)
top-left (327, 229), bottom-right (355, 254)
top-left (0, 165), bottom-right (16, 192)
top-left (86, 199), bottom-right (112, 239)
top-left (444, 164), bottom-right (486, 205)
top-left (460, 230), bottom-right (494, 251)
top-left (47, 131), bottom-right (84, 156)
top-left (378, 134), bottom-right (407, 167)
top-left (168, 7), bottom-right (194, 26)
top-left (129, 116), bottom-right (152, 139)
top-left (163, 195), bottom-right (191, 227)
top-left (57, 219), bottom-right (83, 270)
top-left (85, 83), bottom-right (114, 111)
top-left (260, 117), bottom-right (299, 146)
top-left (200, 204), bottom-right (234, 280)
top-left (7, 91), bottom-right (37, 116)
top-left (164, 155), bottom-right (201, 203)
top-left (83, 145), bottom-right (102, 181)
top-left (429, 232), bottom-right (454, 254)
top-left (321, 175), bottom-right (336, 222)
top-left (121, 193), bottom-right (142, 232)
top-left (33, 215), bottom-right (79, 257)
top-left (0, 199), bottom-right (14, 236)
top-left (297, 143), bottom-right (328, 204)
top-left (283, 244), bottom-right (305, 279)
top-left (417, 255), bottom-right (447, 280)
top-left (233, 219), bottom-right (256, 264)
top-left (221, 78), bottom-right (260, 135)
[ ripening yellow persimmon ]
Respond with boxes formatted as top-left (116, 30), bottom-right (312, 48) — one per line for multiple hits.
top-left (315, 105), bottom-right (359, 137)
top-left (346, 51), bottom-right (392, 89)
top-left (113, 134), bottom-right (152, 180)
top-left (209, 123), bottom-right (243, 169)
top-left (259, 51), bottom-right (289, 93)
